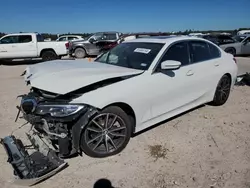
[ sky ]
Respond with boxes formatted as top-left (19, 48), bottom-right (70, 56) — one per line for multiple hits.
top-left (1, 0), bottom-right (249, 34)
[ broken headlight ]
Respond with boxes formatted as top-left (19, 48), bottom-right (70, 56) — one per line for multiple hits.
top-left (36, 104), bottom-right (85, 117)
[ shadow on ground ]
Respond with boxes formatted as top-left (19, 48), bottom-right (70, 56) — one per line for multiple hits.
top-left (93, 179), bottom-right (115, 188)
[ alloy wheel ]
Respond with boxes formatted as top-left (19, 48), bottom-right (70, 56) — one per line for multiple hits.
top-left (84, 113), bottom-right (128, 155)
top-left (216, 76), bottom-right (231, 103)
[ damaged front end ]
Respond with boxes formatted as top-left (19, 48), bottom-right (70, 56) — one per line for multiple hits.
top-left (1, 89), bottom-right (98, 186)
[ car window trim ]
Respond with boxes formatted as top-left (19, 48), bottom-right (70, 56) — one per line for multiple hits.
top-left (152, 39), bottom-right (192, 73)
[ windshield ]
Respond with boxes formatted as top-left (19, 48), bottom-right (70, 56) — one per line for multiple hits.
top-left (95, 42), bottom-right (164, 70)
top-left (233, 36), bottom-right (247, 42)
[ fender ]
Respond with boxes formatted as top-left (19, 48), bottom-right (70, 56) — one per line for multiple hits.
top-left (71, 107), bottom-right (98, 152)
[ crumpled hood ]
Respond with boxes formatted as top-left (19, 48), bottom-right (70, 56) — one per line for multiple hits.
top-left (23, 59), bottom-right (143, 95)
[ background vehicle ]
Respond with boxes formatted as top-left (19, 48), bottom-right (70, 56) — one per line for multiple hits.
top-left (201, 34), bottom-right (235, 45)
top-left (220, 34), bottom-right (250, 56)
top-left (17, 36), bottom-right (237, 161)
top-left (68, 31), bottom-right (122, 58)
top-left (56, 35), bottom-right (84, 42)
top-left (0, 33), bottom-right (69, 61)
top-left (201, 34), bottom-right (250, 56)
top-left (237, 30), bottom-right (250, 35)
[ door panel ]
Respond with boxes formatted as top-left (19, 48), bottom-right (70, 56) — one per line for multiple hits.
top-left (150, 40), bottom-right (218, 120)
top-left (149, 41), bottom-right (206, 119)
top-left (0, 44), bottom-right (8, 58)
top-left (0, 36), bottom-right (19, 58)
top-left (0, 35), bottom-right (36, 58)
top-left (241, 37), bottom-right (250, 55)
top-left (14, 35), bottom-right (36, 58)
top-left (150, 64), bottom-right (205, 119)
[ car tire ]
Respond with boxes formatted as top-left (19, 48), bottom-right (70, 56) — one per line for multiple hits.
top-left (80, 106), bottom-right (132, 158)
top-left (225, 47), bottom-right (236, 56)
top-left (41, 51), bottom-right (58, 61)
top-left (74, 48), bottom-right (86, 59)
top-left (210, 74), bottom-right (231, 106)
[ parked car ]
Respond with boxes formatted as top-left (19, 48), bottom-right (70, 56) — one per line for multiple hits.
top-left (56, 35), bottom-right (84, 42)
top-left (201, 34), bottom-right (235, 46)
top-left (237, 30), bottom-right (250, 35)
top-left (1, 36), bottom-right (238, 183)
top-left (0, 33), bottom-right (69, 61)
top-left (8, 36), bottom-right (237, 162)
top-left (68, 31), bottom-right (122, 58)
top-left (219, 34), bottom-right (250, 56)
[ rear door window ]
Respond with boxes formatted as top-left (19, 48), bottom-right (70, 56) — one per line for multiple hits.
top-left (68, 37), bottom-right (76, 41)
top-left (104, 33), bottom-right (117, 40)
top-left (58, 37), bottom-right (67, 41)
top-left (189, 41), bottom-right (211, 63)
top-left (18, 35), bottom-right (32, 43)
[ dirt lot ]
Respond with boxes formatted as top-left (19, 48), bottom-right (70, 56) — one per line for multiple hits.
top-left (0, 60), bottom-right (250, 188)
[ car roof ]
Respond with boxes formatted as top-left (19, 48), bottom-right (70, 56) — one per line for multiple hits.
top-left (6, 32), bottom-right (39, 36)
top-left (59, 35), bottom-right (82, 37)
top-left (123, 35), bottom-right (208, 44)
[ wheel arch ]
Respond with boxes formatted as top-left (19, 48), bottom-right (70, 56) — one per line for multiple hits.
top-left (224, 73), bottom-right (232, 86)
top-left (224, 47), bottom-right (236, 55)
top-left (104, 102), bottom-right (136, 133)
top-left (73, 46), bottom-right (87, 54)
top-left (40, 48), bottom-right (57, 57)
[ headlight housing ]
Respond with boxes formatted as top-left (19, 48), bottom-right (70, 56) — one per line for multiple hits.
top-left (36, 104), bottom-right (85, 117)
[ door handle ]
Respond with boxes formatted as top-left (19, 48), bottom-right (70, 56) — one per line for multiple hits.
top-left (214, 62), bottom-right (219, 66)
top-left (186, 70), bottom-right (194, 76)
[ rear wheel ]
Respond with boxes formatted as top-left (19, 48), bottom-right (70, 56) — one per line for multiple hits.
top-left (80, 106), bottom-right (132, 158)
top-left (41, 51), bottom-right (58, 61)
top-left (211, 75), bottom-right (231, 106)
top-left (225, 47), bottom-right (236, 56)
top-left (74, 48), bottom-right (86, 59)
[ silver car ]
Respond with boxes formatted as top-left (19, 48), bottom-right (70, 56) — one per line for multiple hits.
top-left (220, 34), bottom-right (250, 56)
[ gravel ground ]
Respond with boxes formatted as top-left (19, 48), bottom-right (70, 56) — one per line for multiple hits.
top-left (0, 60), bottom-right (250, 188)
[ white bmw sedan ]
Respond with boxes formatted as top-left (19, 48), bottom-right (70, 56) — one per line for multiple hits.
top-left (20, 36), bottom-right (238, 158)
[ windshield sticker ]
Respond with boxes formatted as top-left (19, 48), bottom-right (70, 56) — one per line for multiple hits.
top-left (134, 48), bottom-right (151, 54)
top-left (140, 63), bottom-right (147, 67)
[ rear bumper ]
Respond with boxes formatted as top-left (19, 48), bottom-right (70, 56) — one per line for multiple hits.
top-left (1, 132), bottom-right (67, 186)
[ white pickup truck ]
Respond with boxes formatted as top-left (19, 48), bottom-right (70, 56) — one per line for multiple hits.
top-left (0, 33), bottom-right (69, 61)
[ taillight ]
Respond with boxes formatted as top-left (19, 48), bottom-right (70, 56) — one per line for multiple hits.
top-left (233, 57), bottom-right (237, 64)
top-left (65, 42), bottom-right (69, 49)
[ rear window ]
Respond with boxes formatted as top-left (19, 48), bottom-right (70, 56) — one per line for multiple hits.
top-left (19, 35), bottom-right (32, 43)
top-left (36, 34), bottom-right (44, 42)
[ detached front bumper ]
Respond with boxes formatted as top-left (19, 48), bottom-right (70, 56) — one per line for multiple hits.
top-left (1, 131), bottom-right (67, 186)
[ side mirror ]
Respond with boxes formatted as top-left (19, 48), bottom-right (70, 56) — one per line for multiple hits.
top-left (161, 60), bottom-right (181, 70)
top-left (89, 38), bottom-right (95, 43)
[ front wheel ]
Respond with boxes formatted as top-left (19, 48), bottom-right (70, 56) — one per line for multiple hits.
top-left (211, 75), bottom-right (231, 106)
top-left (80, 106), bottom-right (132, 158)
